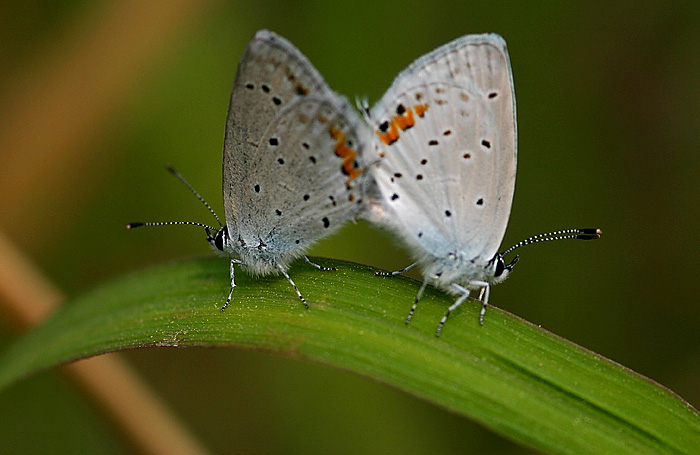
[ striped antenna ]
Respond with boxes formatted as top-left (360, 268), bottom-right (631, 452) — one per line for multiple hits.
top-left (501, 228), bottom-right (602, 258)
top-left (125, 166), bottom-right (222, 234)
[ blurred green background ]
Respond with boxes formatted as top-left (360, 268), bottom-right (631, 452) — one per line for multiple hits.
top-left (1, 0), bottom-right (699, 453)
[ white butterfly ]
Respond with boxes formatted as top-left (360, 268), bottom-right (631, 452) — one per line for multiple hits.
top-left (361, 34), bottom-right (600, 335)
top-left (128, 30), bottom-right (372, 309)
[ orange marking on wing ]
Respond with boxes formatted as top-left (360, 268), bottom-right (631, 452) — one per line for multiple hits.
top-left (414, 103), bottom-right (428, 117)
top-left (330, 126), bottom-right (363, 184)
top-left (377, 104), bottom-right (427, 145)
top-left (330, 126), bottom-right (342, 140)
top-left (378, 121), bottom-right (399, 145)
top-left (394, 109), bottom-right (415, 130)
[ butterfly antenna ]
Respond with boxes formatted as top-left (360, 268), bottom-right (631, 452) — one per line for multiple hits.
top-left (166, 165), bottom-right (222, 227)
top-left (355, 95), bottom-right (371, 123)
top-left (126, 220), bottom-right (218, 233)
top-left (501, 228), bottom-right (602, 258)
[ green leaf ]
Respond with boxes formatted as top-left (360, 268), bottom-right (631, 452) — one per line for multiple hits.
top-left (0, 257), bottom-right (698, 454)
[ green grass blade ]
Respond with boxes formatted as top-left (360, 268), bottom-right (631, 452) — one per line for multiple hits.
top-left (0, 257), bottom-right (698, 454)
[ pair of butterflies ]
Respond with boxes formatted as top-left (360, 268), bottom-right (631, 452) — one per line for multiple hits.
top-left (129, 30), bottom-right (600, 336)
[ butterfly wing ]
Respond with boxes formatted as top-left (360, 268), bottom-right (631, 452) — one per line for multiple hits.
top-left (366, 34), bottom-right (516, 266)
top-left (223, 31), bottom-right (367, 270)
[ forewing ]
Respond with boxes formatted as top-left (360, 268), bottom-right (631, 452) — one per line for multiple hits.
top-left (367, 34), bottom-right (516, 261)
top-left (232, 96), bottom-right (367, 254)
top-left (223, 30), bottom-right (337, 235)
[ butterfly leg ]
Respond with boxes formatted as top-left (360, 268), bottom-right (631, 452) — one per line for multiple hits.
top-left (277, 263), bottom-right (309, 309)
top-left (376, 262), bottom-right (417, 277)
top-left (477, 284), bottom-right (490, 326)
top-left (437, 284), bottom-right (472, 336)
top-left (304, 255), bottom-right (336, 272)
top-left (406, 274), bottom-right (430, 324)
top-left (220, 259), bottom-right (238, 311)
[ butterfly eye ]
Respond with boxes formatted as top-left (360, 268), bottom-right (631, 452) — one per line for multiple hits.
top-left (215, 226), bottom-right (228, 251)
top-left (494, 256), bottom-right (506, 277)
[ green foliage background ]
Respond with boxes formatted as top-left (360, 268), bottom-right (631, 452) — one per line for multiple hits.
top-left (1, 1), bottom-right (699, 453)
